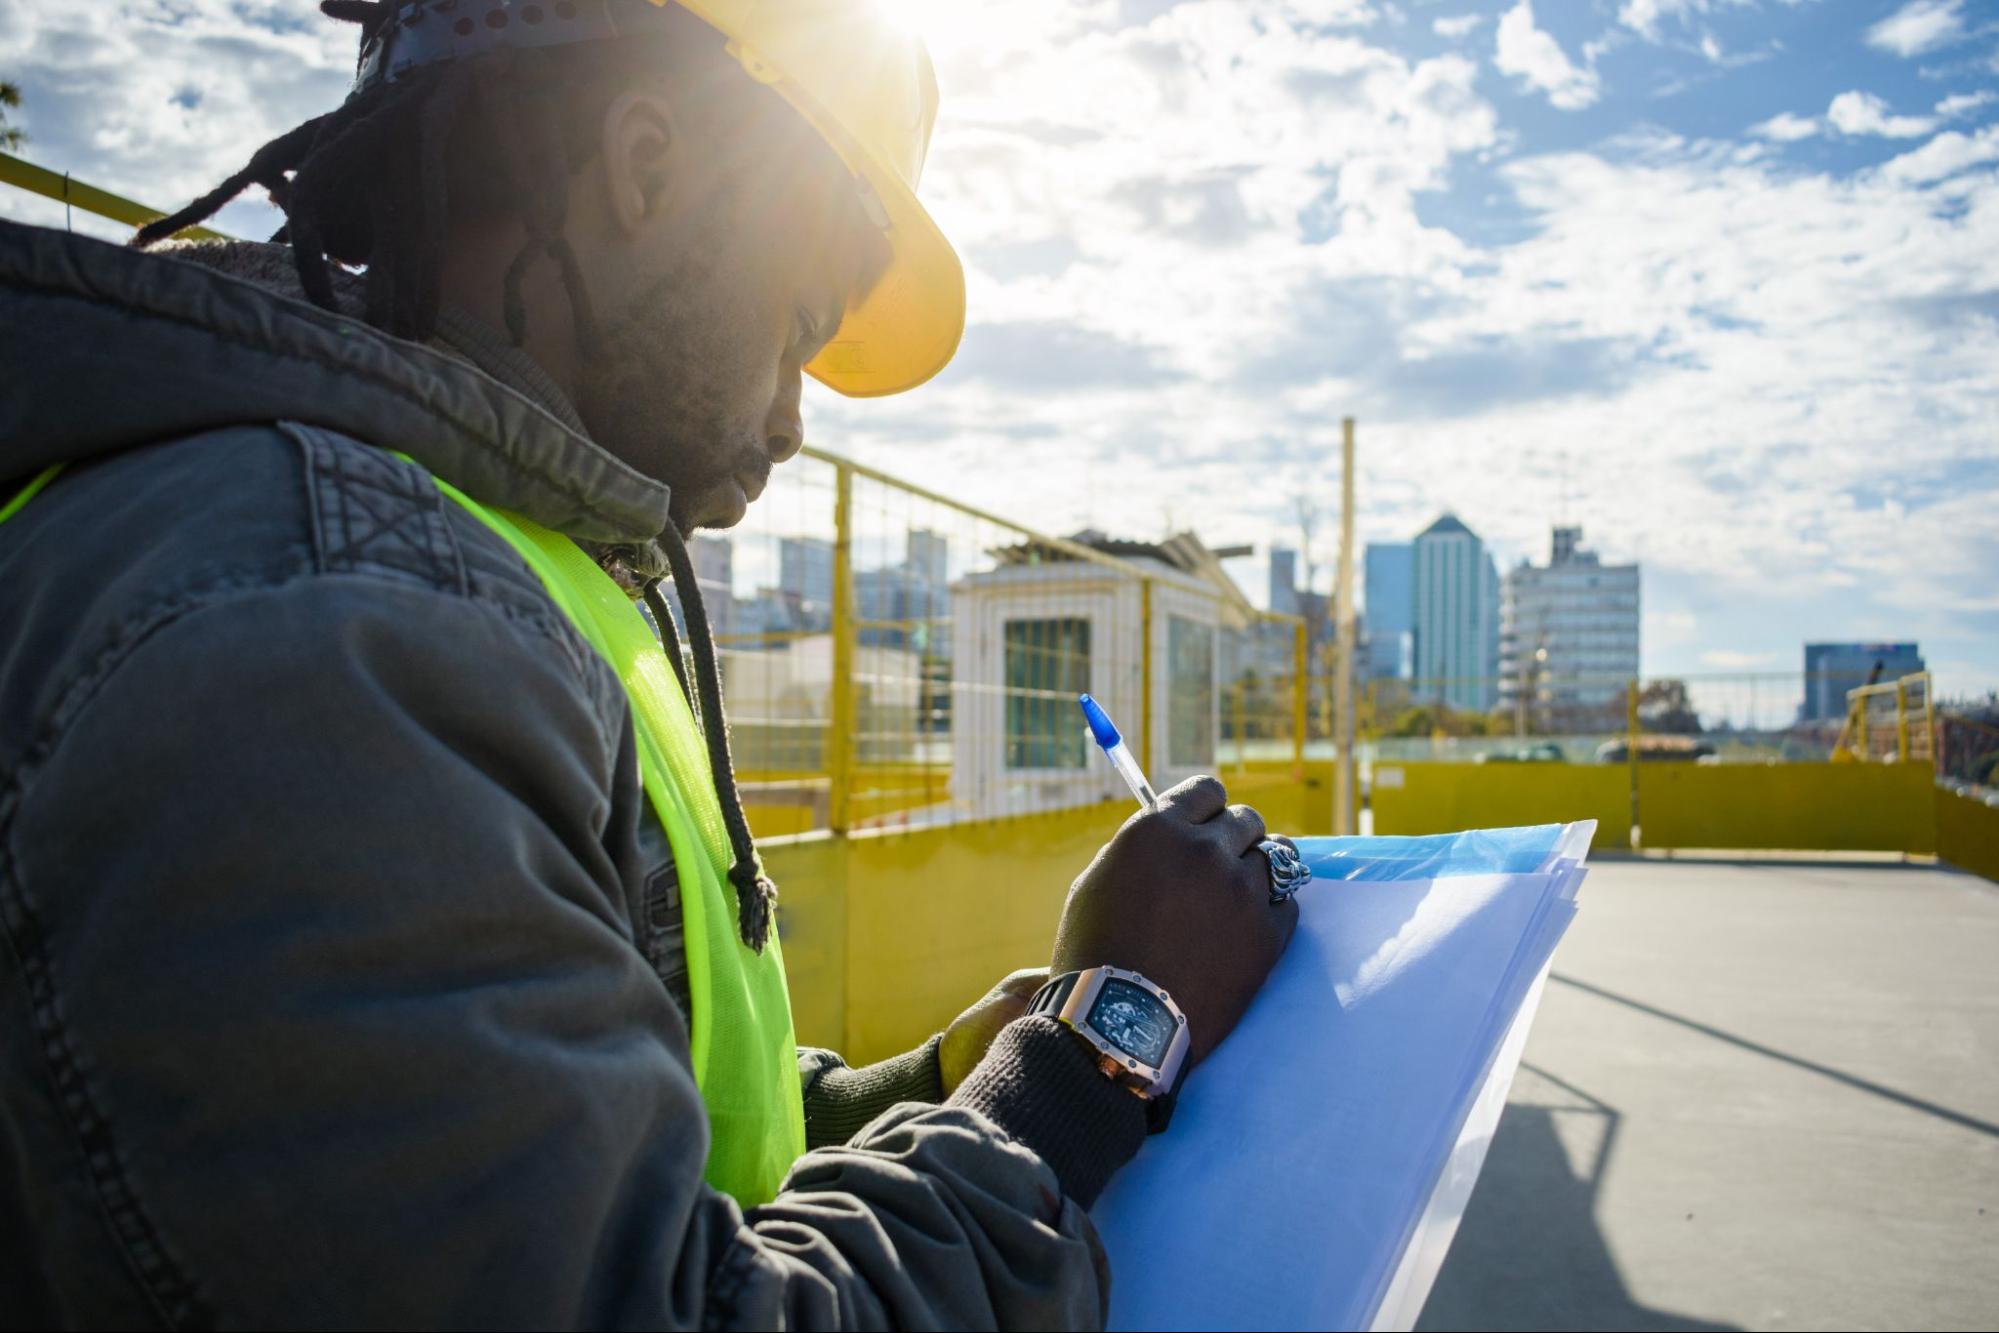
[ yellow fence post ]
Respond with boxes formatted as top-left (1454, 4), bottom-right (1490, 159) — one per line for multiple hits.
top-left (1332, 417), bottom-right (1358, 837)
top-left (1627, 678), bottom-right (1642, 850)
top-left (1895, 679), bottom-right (1910, 764)
top-left (1232, 682), bottom-right (1247, 775)
top-left (1139, 578), bottom-right (1155, 773)
top-left (828, 463), bottom-right (855, 834)
top-left (1291, 616), bottom-right (1308, 784)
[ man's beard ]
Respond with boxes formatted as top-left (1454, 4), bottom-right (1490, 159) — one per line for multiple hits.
top-left (574, 267), bottom-right (771, 533)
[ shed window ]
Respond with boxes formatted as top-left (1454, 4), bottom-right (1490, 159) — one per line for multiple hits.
top-left (1004, 617), bottom-right (1091, 769)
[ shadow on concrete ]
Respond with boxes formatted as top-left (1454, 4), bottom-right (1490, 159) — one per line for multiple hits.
top-left (1416, 1064), bottom-right (1737, 1333)
top-left (1550, 972), bottom-right (1999, 1139)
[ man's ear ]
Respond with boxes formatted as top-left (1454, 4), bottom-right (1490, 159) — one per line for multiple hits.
top-left (601, 90), bottom-right (679, 237)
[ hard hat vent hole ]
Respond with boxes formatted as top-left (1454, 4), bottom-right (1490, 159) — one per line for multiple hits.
top-left (485, 8), bottom-right (508, 28)
top-left (453, 17), bottom-right (473, 36)
top-left (522, 4), bottom-right (543, 23)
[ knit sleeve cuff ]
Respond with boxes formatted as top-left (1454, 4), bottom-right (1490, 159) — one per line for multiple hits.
top-left (946, 1015), bottom-right (1148, 1208)
top-left (799, 1035), bottom-right (946, 1148)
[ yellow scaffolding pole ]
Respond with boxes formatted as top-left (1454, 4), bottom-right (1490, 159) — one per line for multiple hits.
top-left (0, 150), bottom-right (227, 242)
top-left (1139, 578), bottom-right (1155, 773)
top-left (1627, 678), bottom-right (1642, 850)
top-left (1291, 617), bottom-right (1308, 783)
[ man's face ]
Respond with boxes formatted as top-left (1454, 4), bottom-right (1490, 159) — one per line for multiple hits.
top-left (573, 111), bottom-right (886, 533)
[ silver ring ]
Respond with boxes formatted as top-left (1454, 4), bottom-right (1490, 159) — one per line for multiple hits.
top-left (1261, 838), bottom-right (1311, 904)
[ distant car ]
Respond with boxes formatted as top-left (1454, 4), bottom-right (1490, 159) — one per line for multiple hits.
top-left (1595, 737), bottom-right (1717, 764)
top-left (1478, 743), bottom-right (1568, 764)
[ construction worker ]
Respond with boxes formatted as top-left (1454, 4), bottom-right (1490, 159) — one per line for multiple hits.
top-left (0, 2), bottom-right (1296, 1326)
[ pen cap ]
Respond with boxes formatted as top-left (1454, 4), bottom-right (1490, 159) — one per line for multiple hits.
top-left (1079, 694), bottom-right (1122, 749)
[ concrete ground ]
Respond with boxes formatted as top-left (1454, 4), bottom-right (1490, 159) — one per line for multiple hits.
top-left (1416, 858), bottom-right (1999, 1333)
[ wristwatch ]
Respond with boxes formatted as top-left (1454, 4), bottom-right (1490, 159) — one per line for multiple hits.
top-left (1027, 967), bottom-right (1191, 1134)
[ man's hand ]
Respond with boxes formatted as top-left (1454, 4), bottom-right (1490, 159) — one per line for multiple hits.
top-left (1050, 775), bottom-right (1297, 1068)
top-left (940, 967), bottom-right (1051, 1095)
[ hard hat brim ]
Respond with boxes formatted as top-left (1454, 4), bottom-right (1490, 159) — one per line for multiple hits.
top-left (803, 146), bottom-right (965, 399)
top-left (668, 0), bottom-right (965, 397)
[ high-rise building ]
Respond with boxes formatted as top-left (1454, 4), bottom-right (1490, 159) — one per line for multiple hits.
top-left (1411, 514), bottom-right (1499, 712)
top-left (780, 536), bottom-right (836, 610)
top-left (690, 535), bottom-right (735, 640)
top-left (907, 529), bottom-right (950, 589)
top-left (1801, 643), bottom-right (1926, 721)
top-left (1363, 543), bottom-right (1412, 681)
top-left (1268, 546), bottom-right (1299, 617)
top-left (1499, 526), bottom-right (1641, 731)
top-left (855, 529), bottom-right (953, 653)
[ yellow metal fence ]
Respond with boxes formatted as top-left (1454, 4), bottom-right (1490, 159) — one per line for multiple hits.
top-left (10, 161), bottom-right (1993, 1065)
top-left (681, 446), bottom-right (1309, 841)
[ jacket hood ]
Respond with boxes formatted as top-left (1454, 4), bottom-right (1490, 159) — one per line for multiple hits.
top-left (0, 219), bottom-right (672, 545)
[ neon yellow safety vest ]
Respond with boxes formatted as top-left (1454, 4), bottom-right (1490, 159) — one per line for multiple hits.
top-left (0, 461), bottom-right (807, 1208)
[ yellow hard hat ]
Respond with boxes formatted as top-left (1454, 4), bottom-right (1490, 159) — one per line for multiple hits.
top-left (666, 0), bottom-right (965, 397)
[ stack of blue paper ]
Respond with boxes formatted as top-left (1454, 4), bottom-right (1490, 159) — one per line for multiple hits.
top-left (1091, 821), bottom-right (1595, 1332)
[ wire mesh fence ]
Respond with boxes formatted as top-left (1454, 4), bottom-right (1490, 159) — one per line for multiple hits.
top-left (663, 447), bottom-right (1306, 840)
top-left (1284, 669), bottom-right (1948, 770)
top-left (1938, 709), bottom-right (1999, 792)
top-left (669, 444), bottom-right (1960, 844)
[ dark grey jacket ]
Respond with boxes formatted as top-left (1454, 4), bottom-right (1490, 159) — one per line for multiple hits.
top-left (0, 219), bottom-right (1146, 1330)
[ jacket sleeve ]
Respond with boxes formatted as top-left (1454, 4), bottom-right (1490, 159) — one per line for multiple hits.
top-left (9, 571), bottom-right (1145, 1330)
top-left (800, 1038), bottom-right (945, 1148)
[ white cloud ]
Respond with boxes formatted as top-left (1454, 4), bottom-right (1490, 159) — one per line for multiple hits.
top-left (1750, 111), bottom-right (1820, 141)
top-left (4, 0), bottom-right (1997, 691)
top-left (1826, 90), bottom-right (1938, 138)
top-left (1864, 0), bottom-right (1965, 59)
top-left (1701, 650), bottom-right (1778, 669)
top-left (1619, 0), bottom-right (1672, 39)
top-left (1618, 0), bottom-right (1791, 43)
top-left (1878, 126), bottom-right (1999, 185)
top-left (1432, 14), bottom-right (1484, 39)
top-left (1647, 610), bottom-right (1700, 649)
top-left (1936, 90), bottom-right (1997, 118)
top-left (0, 1), bottom-right (352, 238)
top-left (1494, 1), bottom-right (1601, 111)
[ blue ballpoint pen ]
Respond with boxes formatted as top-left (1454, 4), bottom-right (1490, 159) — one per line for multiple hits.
top-left (1079, 693), bottom-right (1313, 898)
top-left (1078, 694), bottom-right (1159, 810)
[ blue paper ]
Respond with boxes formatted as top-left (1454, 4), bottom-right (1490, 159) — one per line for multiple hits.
top-left (1299, 824), bottom-right (1567, 881)
top-left (1090, 822), bottom-right (1592, 1331)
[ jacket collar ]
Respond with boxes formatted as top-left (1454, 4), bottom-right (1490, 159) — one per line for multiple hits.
top-left (0, 221), bottom-right (673, 546)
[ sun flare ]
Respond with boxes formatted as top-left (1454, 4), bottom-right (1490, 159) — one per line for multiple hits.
top-left (870, 0), bottom-right (984, 56)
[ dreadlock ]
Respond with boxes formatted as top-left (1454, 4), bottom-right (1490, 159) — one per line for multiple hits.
top-left (135, 0), bottom-right (781, 949)
top-left (135, 2), bottom-right (600, 346)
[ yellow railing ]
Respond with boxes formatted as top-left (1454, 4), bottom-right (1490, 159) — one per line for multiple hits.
top-left (7, 159), bottom-right (1992, 1063)
top-left (1835, 672), bottom-right (1933, 765)
top-left (0, 150), bottom-right (226, 241)
top-left (710, 444), bottom-right (1311, 838)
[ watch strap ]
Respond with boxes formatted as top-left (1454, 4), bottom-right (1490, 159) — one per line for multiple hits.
top-left (1145, 1082), bottom-right (1179, 1135)
top-left (1026, 970), bottom-right (1082, 1021)
top-left (1028, 970), bottom-right (1186, 1135)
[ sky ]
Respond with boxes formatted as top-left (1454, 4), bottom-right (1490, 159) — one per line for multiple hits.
top-left (2, 0), bottom-right (1995, 698)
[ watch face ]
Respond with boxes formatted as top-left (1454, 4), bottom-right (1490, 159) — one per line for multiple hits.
top-left (1086, 977), bottom-right (1177, 1069)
